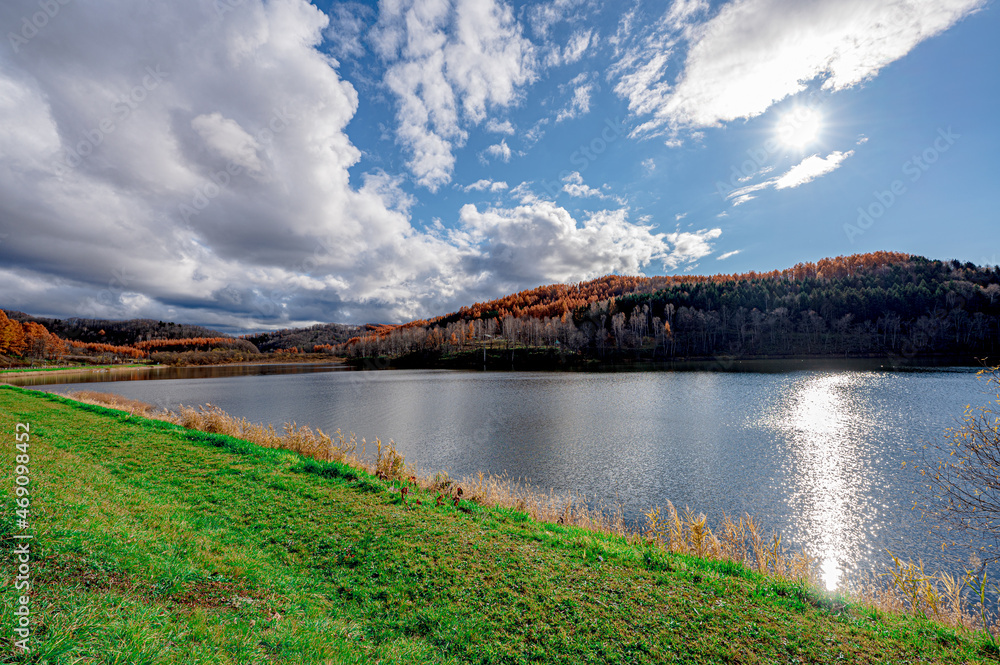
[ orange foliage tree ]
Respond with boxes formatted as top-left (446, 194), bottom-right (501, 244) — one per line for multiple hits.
top-left (135, 337), bottom-right (238, 351)
top-left (67, 340), bottom-right (147, 359)
top-left (22, 321), bottom-right (68, 359)
top-left (0, 311), bottom-right (28, 357)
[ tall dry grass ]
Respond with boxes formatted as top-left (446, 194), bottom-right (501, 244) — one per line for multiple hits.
top-left (69, 390), bottom-right (166, 418)
top-left (65, 390), bottom-right (1000, 639)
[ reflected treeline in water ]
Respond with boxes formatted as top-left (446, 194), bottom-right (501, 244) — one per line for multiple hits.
top-left (1, 362), bottom-right (350, 386)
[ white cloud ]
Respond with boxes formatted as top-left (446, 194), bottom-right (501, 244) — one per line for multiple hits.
top-left (617, 0), bottom-right (984, 134)
top-left (0, 0), bottom-right (701, 329)
top-left (191, 112), bottom-right (264, 172)
top-left (610, 0), bottom-right (710, 126)
top-left (556, 82), bottom-right (594, 122)
top-left (725, 150), bottom-right (854, 205)
top-left (561, 171), bottom-right (604, 198)
top-left (374, 0), bottom-right (536, 190)
top-left (528, 0), bottom-right (589, 38)
top-left (665, 0), bottom-right (710, 31)
top-left (543, 28), bottom-right (594, 67)
top-left (486, 118), bottom-right (515, 134)
top-left (717, 250), bottom-right (741, 260)
top-left (456, 200), bottom-right (720, 284)
top-left (463, 178), bottom-right (509, 192)
top-left (643, 158), bottom-right (656, 173)
top-left (663, 228), bottom-right (721, 269)
top-left (324, 2), bottom-right (372, 60)
top-left (483, 139), bottom-right (512, 162)
top-left (562, 29), bottom-right (593, 64)
top-left (773, 150), bottom-right (854, 189)
top-left (362, 170), bottom-right (417, 214)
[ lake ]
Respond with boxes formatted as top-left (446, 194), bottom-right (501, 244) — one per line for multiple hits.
top-left (13, 363), bottom-right (994, 591)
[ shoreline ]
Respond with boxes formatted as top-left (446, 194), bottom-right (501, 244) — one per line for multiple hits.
top-left (0, 363), bottom-right (153, 377)
top-left (0, 357), bottom-right (347, 379)
top-left (349, 350), bottom-right (990, 373)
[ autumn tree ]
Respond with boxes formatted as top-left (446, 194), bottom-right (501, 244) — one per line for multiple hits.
top-left (22, 321), bottom-right (54, 359)
top-left (0, 310), bottom-right (27, 357)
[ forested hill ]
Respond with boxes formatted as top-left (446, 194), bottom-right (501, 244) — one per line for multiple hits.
top-left (2, 312), bottom-right (224, 346)
top-left (341, 253), bottom-right (1000, 363)
top-left (242, 322), bottom-right (362, 352)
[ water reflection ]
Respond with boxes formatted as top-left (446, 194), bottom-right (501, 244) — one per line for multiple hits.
top-left (762, 373), bottom-right (883, 591)
top-left (31, 366), bottom-right (983, 586)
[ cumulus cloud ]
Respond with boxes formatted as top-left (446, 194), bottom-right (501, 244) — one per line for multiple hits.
top-left (616, 0), bottom-right (984, 135)
top-left (483, 139), bottom-right (512, 163)
top-left (725, 150), bottom-right (854, 205)
top-left (463, 178), bottom-right (509, 193)
top-left (561, 171), bottom-right (604, 198)
top-left (486, 118), bottom-right (515, 134)
top-left (0, 0), bottom-right (703, 330)
top-left (191, 112), bottom-right (264, 172)
top-left (373, 0), bottom-right (535, 190)
top-left (663, 227), bottom-right (721, 269)
top-left (455, 201), bottom-right (720, 286)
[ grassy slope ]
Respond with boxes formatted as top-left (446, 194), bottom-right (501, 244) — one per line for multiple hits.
top-left (0, 386), bottom-right (996, 664)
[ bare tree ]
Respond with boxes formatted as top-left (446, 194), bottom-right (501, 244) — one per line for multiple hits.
top-left (917, 366), bottom-right (1000, 563)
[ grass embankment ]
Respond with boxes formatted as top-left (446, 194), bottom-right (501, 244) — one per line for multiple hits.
top-left (1, 386), bottom-right (997, 664)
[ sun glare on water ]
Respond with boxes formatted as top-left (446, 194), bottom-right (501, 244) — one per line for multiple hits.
top-left (777, 108), bottom-right (823, 148)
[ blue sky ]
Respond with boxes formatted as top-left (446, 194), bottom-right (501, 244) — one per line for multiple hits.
top-left (0, 0), bottom-right (997, 329)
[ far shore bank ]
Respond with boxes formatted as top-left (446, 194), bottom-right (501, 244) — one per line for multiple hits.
top-left (347, 348), bottom-right (990, 373)
top-left (0, 363), bottom-right (152, 376)
top-left (0, 357), bottom-right (348, 385)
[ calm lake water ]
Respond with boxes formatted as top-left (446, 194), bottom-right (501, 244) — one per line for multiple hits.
top-left (15, 363), bottom-right (994, 590)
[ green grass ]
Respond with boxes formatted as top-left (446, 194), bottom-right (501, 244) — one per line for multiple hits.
top-left (0, 364), bottom-right (148, 374)
top-left (1, 384), bottom-right (997, 664)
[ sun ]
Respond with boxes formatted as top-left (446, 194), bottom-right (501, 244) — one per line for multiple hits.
top-left (776, 107), bottom-right (823, 148)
